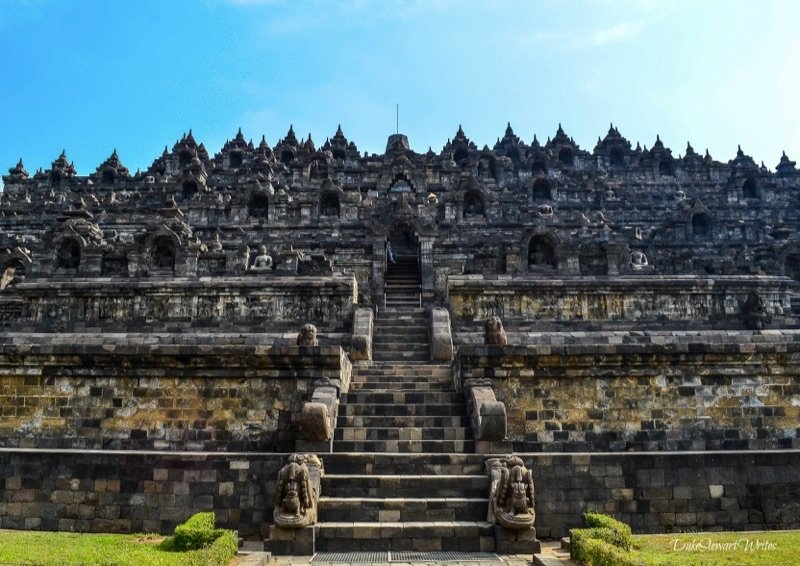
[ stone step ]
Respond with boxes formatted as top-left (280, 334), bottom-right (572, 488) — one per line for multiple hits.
top-left (372, 354), bottom-right (430, 362)
top-left (350, 377), bottom-right (450, 385)
top-left (372, 348), bottom-right (429, 356)
top-left (358, 359), bottom-right (444, 371)
top-left (372, 336), bottom-right (428, 343)
top-left (384, 282), bottom-right (422, 288)
top-left (332, 439), bottom-right (475, 453)
top-left (384, 293), bottom-right (421, 298)
top-left (318, 497), bottom-right (489, 522)
top-left (351, 368), bottom-right (450, 378)
top-left (352, 365), bottom-right (451, 376)
top-left (377, 307), bottom-right (425, 314)
top-left (340, 403), bottom-right (467, 417)
top-left (378, 307), bottom-right (426, 315)
top-left (372, 321), bottom-right (428, 335)
top-left (323, 474), bottom-right (488, 498)
top-left (322, 453), bottom-right (487, 475)
top-left (384, 298), bottom-right (422, 305)
top-left (351, 372), bottom-right (451, 382)
top-left (337, 415), bottom-right (469, 428)
top-left (374, 316), bottom-right (427, 323)
top-left (315, 521), bottom-right (495, 552)
top-left (374, 326), bottom-right (425, 333)
top-left (370, 348), bottom-right (428, 356)
top-left (349, 381), bottom-right (452, 391)
top-left (386, 270), bottom-right (419, 276)
top-left (334, 427), bottom-right (473, 442)
top-left (375, 313), bottom-right (426, 321)
top-left (372, 334), bottom-right (428, 342)
top-left (350, 377), bottom-right (451, 386)
top-left (384, 303), bottom-right (422, 309)
top-left (342, 391), bottom-right (462, 404)
top-left (384, 301), bottom-right (423, 308)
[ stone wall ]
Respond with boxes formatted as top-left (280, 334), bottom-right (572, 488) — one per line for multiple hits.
top-left (0, 449), bottom-right (285, 539)
top-left (448, 275), bottom-right (797, 331)
top-left (1, 449), bottom-right (798, 540)
top-left (0, 275), bottom-right (357, 332)
top-left (0, 334), bottom-right (351, 451)
top-left (528, 451), bottom-right (800, 539)
top-left (458, 331), bottom-right (800, 451)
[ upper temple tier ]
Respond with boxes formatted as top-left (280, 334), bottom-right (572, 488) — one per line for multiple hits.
top-left (1, 125), bottom-right (799, 332)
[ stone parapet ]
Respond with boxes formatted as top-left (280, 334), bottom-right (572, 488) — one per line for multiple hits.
top-left (459, 330), bottom-right (800, 451)
top-left (0, 275), bottom-right (357, 332)
top-left (448, 275), bottom-right (798, 330)
top-left (430, 307), bottom-right (454, 361)
top-left (0, 334), bottom-right (351, 452)
top-left (350, 307), bottom-right (373, 361)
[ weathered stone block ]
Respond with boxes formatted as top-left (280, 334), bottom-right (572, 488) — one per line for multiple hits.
top-left (350, 308), bottom-right (373, 361)
top-left (430, 307), bottom-right (454, 362)
top-left (265, 525), bottom-right (316, 555)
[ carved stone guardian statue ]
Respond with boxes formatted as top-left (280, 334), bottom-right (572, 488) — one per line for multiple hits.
top-left (486, 455), bottom-right (535, 530)
top-left (484, 316), bottom-right (508, 346)
top-left (296, 323), bottom-right (318, 346)
top-left (273, 453), bottom-right (324, 528)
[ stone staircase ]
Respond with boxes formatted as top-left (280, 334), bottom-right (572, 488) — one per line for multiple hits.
top-left (314, 307), bottom-right (494, 552)
top-left (384, 244), bottom-right (421, 308)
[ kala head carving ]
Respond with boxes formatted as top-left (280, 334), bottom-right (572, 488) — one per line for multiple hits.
top-left (484, 316), bottom-right (508, 346)
top-left (273, 453), bottom-right (323, 528)
top-left (297, 323), bottom-right (318, 346)
top-left (486, 455), bottom-right (535, 530)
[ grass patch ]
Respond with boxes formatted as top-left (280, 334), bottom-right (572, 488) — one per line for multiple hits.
top-left (0, 529), bottom-right (237, 566)
top-left (634, 530), bottom-right (800, 566)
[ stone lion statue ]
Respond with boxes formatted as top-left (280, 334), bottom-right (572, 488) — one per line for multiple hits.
top-left (297, 323), bottom-right (318, 346)
top-left (484, 316), bottom-right (508, 346)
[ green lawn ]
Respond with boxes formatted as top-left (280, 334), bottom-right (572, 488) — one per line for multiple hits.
top-left (634, 531), bottom-right (800, 566)
top-left (0, 530), bottom-right (234, 566)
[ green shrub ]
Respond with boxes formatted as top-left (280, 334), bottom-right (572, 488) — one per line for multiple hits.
top-left (571, 513), bottom-right (644, 565)
top-left (160, 512), bottom-right (234, 554)
top-left (583, 511), bottom-right (633, 551)
top-left (571, 527), bottom-right (618, 557)
top-left (572, 536), bottom-right (644, 566)
top-left (184, 530), bottom-right (239, 566)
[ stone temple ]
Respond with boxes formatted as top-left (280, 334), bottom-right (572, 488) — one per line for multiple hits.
top-left (1, 124), bottom-right (799, 553)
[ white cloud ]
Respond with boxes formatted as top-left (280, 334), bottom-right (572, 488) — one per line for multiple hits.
top-left (224, 0), bottom-right (282, 5)
top-left (585, 19), bottom-right (645, 47)
top-left (515, 19), bottom-right (645, 50)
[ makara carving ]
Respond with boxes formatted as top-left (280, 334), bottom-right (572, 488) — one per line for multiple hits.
top-left (273, 453), bottom-right (324, 528)
top-left (486, 455), bottom-right (536, 531)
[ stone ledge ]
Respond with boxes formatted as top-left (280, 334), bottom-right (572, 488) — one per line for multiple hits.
top-left (448, 274), bottom-right (798, 289)
top-left (458, 329), bottom-right (800, 355)
top-left (14, 275), bottom-right (357, 291)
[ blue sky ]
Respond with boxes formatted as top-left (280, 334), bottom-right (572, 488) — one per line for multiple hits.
top-left (1, 0), bottom-right (799, 179)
